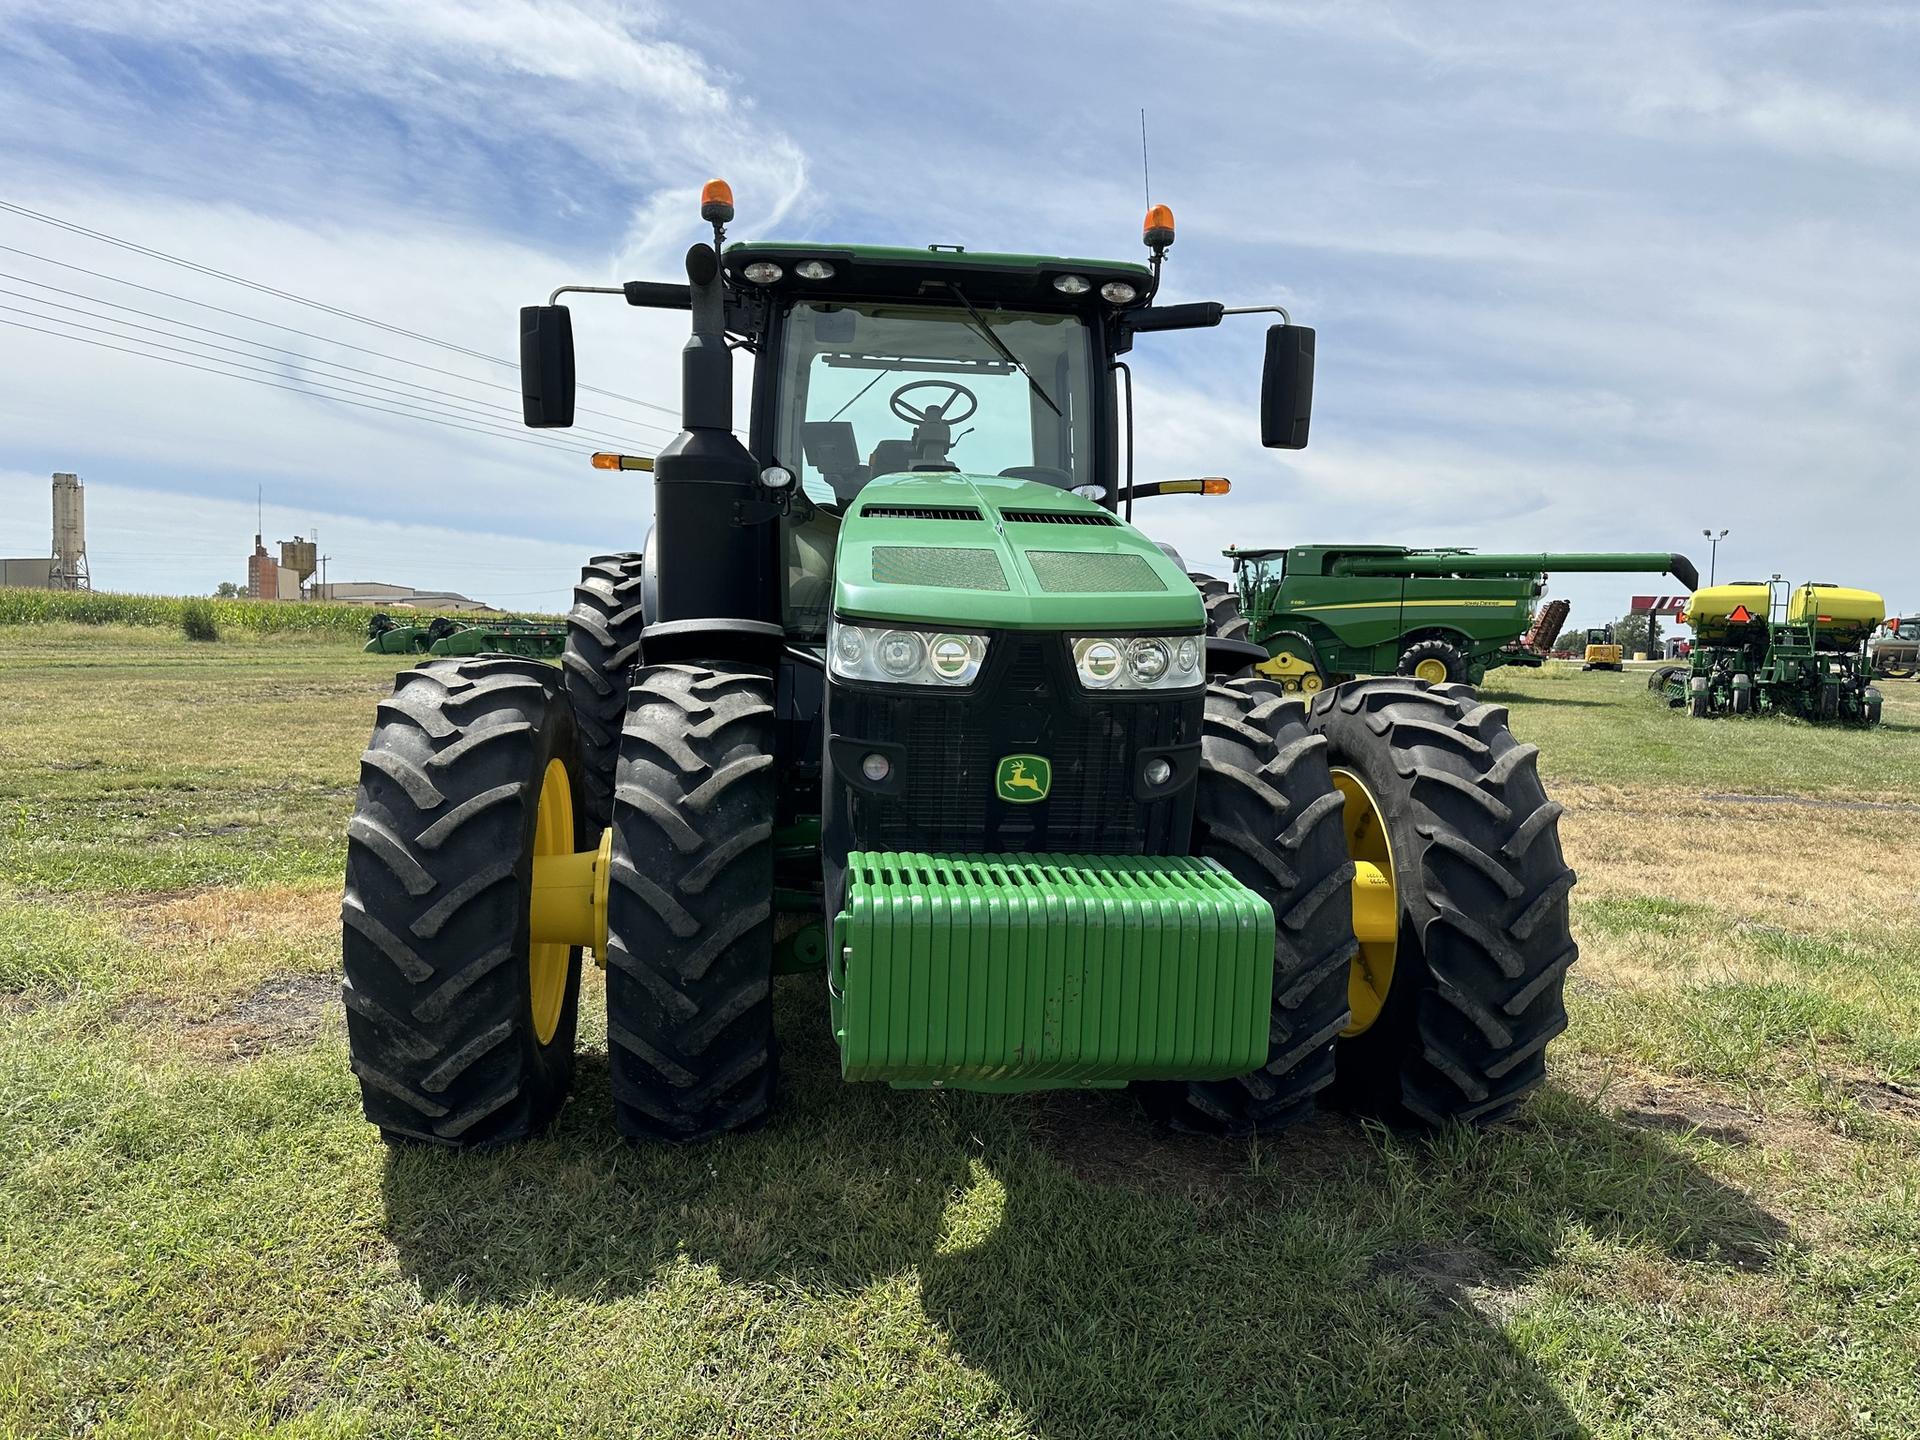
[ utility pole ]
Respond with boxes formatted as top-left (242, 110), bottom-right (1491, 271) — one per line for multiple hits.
top-left (1703, 528), bottom-right (1729, 587)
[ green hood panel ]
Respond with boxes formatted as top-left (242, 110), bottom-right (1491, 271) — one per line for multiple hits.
top-left (833, 473), bottom-right (1202, 631)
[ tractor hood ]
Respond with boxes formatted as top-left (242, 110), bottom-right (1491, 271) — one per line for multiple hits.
top-left (832, 472), bottom-right (1202, 631)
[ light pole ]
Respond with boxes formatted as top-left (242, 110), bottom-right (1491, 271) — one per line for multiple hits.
top-left (1703, 528), bottom-right (1729, 586)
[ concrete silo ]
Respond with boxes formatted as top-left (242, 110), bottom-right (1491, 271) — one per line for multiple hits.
top-left (50, 473), bottom-right (89, 590)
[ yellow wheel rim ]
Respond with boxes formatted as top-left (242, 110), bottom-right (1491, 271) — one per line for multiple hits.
top-left (528, 756), bottom-right (574, 1045)
top-left (1413, 657), bottom-right (1450, 685)
top-left (1331, 768), bottom-right (1398, 1037)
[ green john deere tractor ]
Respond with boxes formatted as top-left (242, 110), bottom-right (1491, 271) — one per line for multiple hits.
top-left (340, 182), bottom-right (1578, 1147)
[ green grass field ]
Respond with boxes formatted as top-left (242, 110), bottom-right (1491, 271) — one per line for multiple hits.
top-left (4, 627), bottom-right (1918, 1439)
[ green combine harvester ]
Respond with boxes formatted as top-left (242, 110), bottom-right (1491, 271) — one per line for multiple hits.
top-left (340, 181), bottom-right (1579, 1151)
top-left (1651, 578), bottom-right (1885, 724)
top-left (363, 612), bottom-right (567, 659)
top-left (1202, 545), bottom-right (1697, 688)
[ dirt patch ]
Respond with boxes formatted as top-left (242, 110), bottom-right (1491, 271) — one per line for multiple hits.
top-left (1612, 1084), bottom-right (1758, 1147)
top-left (1369, 1243), bottom-right (1521, 1322)
top-left (120, 973), bottom-right (337, 1064)
top-left (1702, 793), bottom-right (1920, 814)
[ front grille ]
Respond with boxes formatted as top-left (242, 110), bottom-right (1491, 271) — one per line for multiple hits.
top-left (830, 634), bottom-right (1198, 855)
top-left (1000, 509), bottom-right (1119, 526)
top-left (860, 504), bottom-right (982, 521)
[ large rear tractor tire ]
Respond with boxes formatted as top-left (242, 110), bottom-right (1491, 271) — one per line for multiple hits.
top-left (562, 552), bottom-right (646, 831)
top-left (1306, 679), bottom-right (1578, 1127)
top-left (1397, 638), bottom-right (1471, 687)
top-left (1140, 679), bottom-right (1357, 1134)
top-left (604, 663), bottom-right (778, 1142)
top-left (342, 657), bottom-right (585, 1147)
top-left (1190, 573), bottom-right (1251, 643)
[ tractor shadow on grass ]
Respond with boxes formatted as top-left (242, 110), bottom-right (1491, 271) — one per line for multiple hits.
top-left (380, 981), bottom-right (1786, 1438)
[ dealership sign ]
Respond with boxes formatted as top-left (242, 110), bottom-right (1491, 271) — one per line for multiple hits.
top-left (1630, 595), bottom-right (1689, 616)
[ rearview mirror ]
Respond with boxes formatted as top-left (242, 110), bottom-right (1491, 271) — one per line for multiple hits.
top-left (519, 305), bottom-right (576, 427)
top-left (1260, 324), bottom-right (1315, 449)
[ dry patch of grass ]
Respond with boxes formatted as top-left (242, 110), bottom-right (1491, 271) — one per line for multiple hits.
top-left (1559, 782), bottom-right (1920, 935)
top-left (118, 973), bottom-right (339, 1066)
top-left (108, 884), bottom-right (339, 1000)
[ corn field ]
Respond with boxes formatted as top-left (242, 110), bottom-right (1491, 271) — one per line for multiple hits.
top-left (0, 586), bottom-right (391, 638)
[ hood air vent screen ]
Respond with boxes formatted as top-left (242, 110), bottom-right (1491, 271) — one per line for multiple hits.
top-left (1025, 550), bottom-right (1168, 594)
top-left (872, 546), bottom-right (1009, 591)
top-left (1000, 509), bottom-right (1120, 526)
top-left (860, 504), bottom-right (982, 521)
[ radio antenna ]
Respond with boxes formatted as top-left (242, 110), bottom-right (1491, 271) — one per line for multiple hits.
top-left (1139, 108), bottom-right (1152, 207)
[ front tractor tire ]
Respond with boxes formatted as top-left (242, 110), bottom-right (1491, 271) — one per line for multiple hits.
top-left (1142, 679), bottom-right (1357, 1134)
top-left (562, 552), bottom-right (647, 831)
top-left (342, 657), bottom-right (585, 1147)
top-left (1306, 679), bottom-right (1578, 1127)
top-left (604, 663), bottom-right (778, 1142)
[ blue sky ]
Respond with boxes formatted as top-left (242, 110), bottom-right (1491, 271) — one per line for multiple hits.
top-left (1, 1), bottom-right (1914, 623)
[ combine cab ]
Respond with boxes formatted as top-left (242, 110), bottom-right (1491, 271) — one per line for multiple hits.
top-left (338, 182), bottom-right (1579, 1151)
top-left (1658, 580), bottom-right (1885, 723)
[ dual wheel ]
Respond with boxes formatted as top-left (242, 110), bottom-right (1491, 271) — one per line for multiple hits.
top-left (1148, 677), bottom-right (1578, 1132)
top-left (342, 651), bottom-right (779, 1146)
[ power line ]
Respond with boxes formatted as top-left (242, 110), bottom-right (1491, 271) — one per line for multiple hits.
top-left (0, 302), bottom-right (600, 453)
top-left (0, 248), bottom-right (674, 432)
top-left (0, 199), bottom-right (680, 415)
top-left (0, 315), bottom-right (598, 457)
top-left (0, 287), bottom-right (660, 453)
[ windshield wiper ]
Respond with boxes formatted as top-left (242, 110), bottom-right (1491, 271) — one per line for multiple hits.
top-left (944, 283), bottom-right (1061, 416)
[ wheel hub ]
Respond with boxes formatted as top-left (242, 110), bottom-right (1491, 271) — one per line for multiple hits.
top-left (1330, 768), bottom-right (1398, 1036)
top-left (526, 759), bottom-right (609, 1044)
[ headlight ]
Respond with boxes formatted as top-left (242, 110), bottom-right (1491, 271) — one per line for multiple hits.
top-left (1052, 274), bottom-right (1091, 295)
top-left (1100, 281), bottom-right (1138, 304)
top-left (829, 620), bottom-right (986, 687)
top-left (742, 261), bottom-right (783, 284)
top-left (1071, 633), bottom-right (1203, 691)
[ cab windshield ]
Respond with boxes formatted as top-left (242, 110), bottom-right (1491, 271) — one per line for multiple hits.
top-left (774, 299), bottom-right (1096, 508)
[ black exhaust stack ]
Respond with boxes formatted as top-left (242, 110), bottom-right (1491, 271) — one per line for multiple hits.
top-left (642, 206), bottom-right (783, 662)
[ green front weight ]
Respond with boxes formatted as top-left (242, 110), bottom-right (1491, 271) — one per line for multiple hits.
top-left (832, 852), bottom-right (1274, 1090)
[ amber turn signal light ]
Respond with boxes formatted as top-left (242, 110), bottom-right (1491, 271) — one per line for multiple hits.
top-left (591, 452), bottom-right (654, 472)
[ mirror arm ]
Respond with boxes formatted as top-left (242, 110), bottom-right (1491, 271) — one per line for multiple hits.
top-left (545, 281), bottom-right (695, 310)
top-left (548, 283), bottom-right (625, 305)
top-left (1222, 303), bottom-right (1293, 326)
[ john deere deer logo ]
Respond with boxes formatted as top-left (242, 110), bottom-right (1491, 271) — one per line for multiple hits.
top-left (995, 754), bottom-right (1051, 804)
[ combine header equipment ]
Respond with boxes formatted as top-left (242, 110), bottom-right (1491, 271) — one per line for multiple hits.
top-left (1659, 579), bottom-right (1885, 724)
top-left (339, 181), bottom-right (1579, 1152)
top-left (1211, 545), bottom-right (1694, 688)
top-left (363, 613), bottom-right (567, 659)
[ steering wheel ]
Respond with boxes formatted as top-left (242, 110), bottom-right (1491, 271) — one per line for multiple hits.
top-left (889, 379), bottom-right (978, 426)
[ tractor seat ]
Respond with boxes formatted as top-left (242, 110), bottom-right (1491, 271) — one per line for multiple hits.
top-left (868, 440), bottom-right (915, 477)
